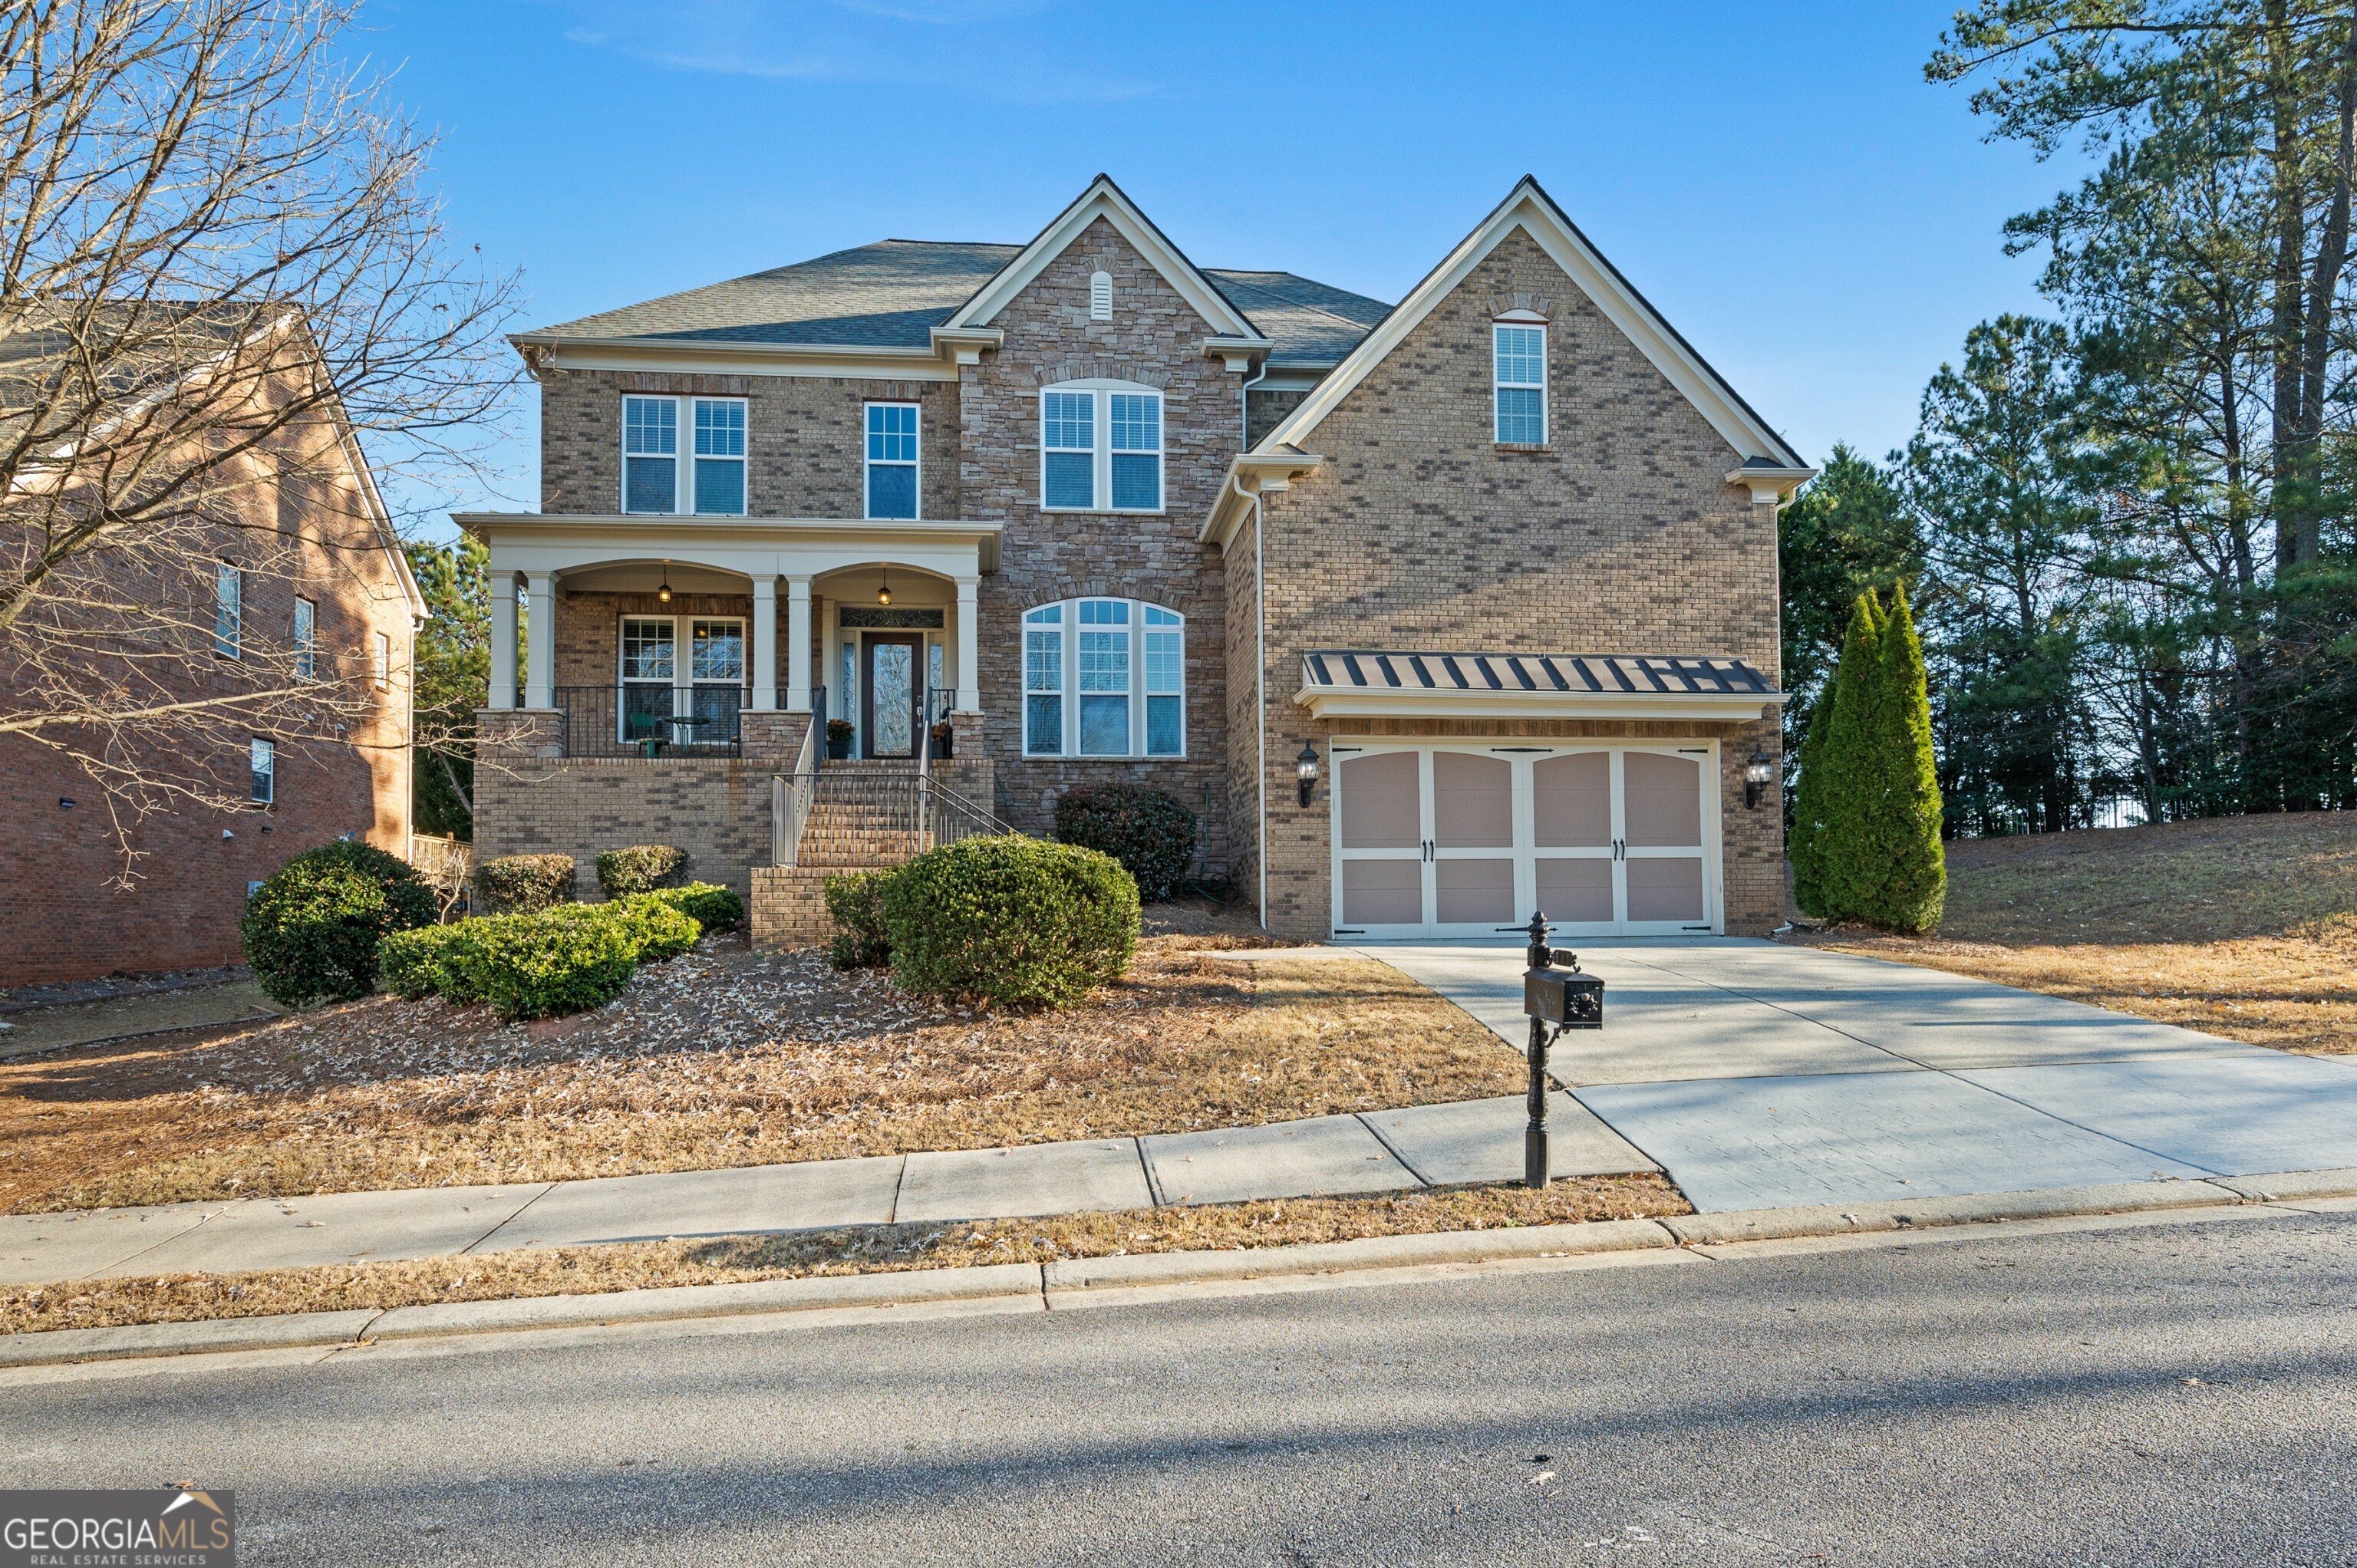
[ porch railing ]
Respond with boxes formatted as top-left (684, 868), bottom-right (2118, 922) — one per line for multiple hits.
top-left (774, 765), bottom-right (1010, 868)
top-left (549, 685), bottom-right (750, 758)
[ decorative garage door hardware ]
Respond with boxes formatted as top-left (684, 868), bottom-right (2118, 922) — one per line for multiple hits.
top-left (1300, 651), bottom-right (1775, 696)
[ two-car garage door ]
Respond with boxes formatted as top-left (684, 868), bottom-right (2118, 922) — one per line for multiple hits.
top-left (1331, 743), bottom-right (1722, 938)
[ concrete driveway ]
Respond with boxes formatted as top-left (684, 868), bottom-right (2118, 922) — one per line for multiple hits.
top-left (1358, 939), bottom-right (2357, 1212)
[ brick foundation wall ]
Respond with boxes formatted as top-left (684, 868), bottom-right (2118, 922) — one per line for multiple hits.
top-left (958, 217), bottom-right (1236, 873)
top-left (1247, 229), bottom-right (1785, 938)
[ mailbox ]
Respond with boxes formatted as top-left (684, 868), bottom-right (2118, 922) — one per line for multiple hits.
top-left (1524, 964), bottom-right (1605, 1029)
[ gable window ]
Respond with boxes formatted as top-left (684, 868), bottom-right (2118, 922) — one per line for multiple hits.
top-left (1494, 323), bottom-right (1548, 445)
top-left (624, 395), bottom-right (747, 516)
top-left (865, 403), bottom-right (919, 519)
top-left (215, 563), bottom-right (242, 658)
top-left (250, 737), bottom-right (275, 804)
top-left (1020, 598), bottom-right (1184, 758)
top-left (292, 597), bottom-right (315, 679)
top-left (1040, 381), bottom-right (1162, 513)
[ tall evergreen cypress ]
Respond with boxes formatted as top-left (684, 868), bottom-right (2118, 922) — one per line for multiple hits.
top-left (1808, 591), bottom-right (1886, 924)
top-left (1864, 583), bottom-right (1946, 931)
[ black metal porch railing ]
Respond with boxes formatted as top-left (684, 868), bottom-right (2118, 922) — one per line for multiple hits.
top-left (549, 685), bottom-right (751, 758)
top-left (774, 767), bottom-right (1010, 868)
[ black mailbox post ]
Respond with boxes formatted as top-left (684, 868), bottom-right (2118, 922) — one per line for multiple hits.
top-left (1507, 911), bottom-right (1606, 1188)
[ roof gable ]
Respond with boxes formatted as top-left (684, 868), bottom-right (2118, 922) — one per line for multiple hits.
top-left (944, 175), bottom-right (1265, 343)
top-left (1254, 176), bottom-right (1803, 467)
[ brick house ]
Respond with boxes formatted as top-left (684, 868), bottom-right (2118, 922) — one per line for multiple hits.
top-left (2, 332), bottom-right (425, 985)
top-left (463, 176), bottom-right (1809, 941)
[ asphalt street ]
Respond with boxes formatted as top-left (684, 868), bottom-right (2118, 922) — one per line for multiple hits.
top-left (4, 1205), bottom-right (2355, 1566)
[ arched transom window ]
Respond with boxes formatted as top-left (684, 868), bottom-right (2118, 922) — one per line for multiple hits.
top-left (1023, 598), bottom-right (1184, 758)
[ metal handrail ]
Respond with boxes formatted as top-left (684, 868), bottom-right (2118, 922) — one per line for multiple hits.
top-left (773, 705), bottom-right (822, 866)
top-left (776, 766), bottom-right (1013, 868)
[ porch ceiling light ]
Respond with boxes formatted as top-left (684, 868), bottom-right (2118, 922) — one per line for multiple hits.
top-left (877, 568), bottom-right (892, 607)
top-left (1296, 742), bottom-right (1320, 808)
top-left (657, 562), bottom-right (672, 604)
top-left (1744, 749), bottom-right (1774, 809)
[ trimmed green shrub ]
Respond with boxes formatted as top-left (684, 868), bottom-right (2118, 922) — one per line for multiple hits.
top-left (879, 836), bottom-right (1138, 1009)
top-left (824, 868), bottom-right (900, 969)
top-left (648, 881), bottom-right (743, 933)
top-left (240, 841), bottom-right (437, 1007)
top-left (612, 894), bottom-right (702, 963)
top-left (474, 853), bottom-right (575, 915)
top-left (1052, 785), bottom-right (1196, 901)
top-left (596, 844), bottom-right (691, 898)
top-left (1862, 584), bottom-right (1946, 932)
top-left (443, 904), bottom-right (640, 1019)
top-left (379, 924), bottom-right (468, 1000)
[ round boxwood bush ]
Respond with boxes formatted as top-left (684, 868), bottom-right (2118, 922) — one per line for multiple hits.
top-left (1053, 785), bottom-right (1196, 901)
top-left (241, 842), bottom-right (437, 1006)
top-left (474, 853), bottom-right (575, 915)
top-left (649, 881), bottom-right (743, 933)
top-left (597, 844), bottom-right (691, 898)
top-left (879, 835), bottom-right (1139, 1009)
top-left (444, 903), bottom-right (641, 1019)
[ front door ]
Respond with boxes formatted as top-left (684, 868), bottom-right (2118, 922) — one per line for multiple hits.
top-left (1331, 743), bottom-right (1720, 938)
top-left (861, 634), bottom-right (921, 759)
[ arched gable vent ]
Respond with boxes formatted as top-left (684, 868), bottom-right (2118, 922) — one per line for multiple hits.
top-left (1089, 271), bottom-right (1113, 321)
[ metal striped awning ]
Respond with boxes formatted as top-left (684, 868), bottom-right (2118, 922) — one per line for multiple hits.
top-left (1295, 650), bottom-right (1782, 720)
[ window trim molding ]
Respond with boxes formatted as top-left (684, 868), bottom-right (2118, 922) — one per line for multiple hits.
top-left (292, 595), bottom-right (315, 680)
top-left (1018, 596), bottom-right (1185, 759)
top-left (1492, 319), bottom-right (1548, 448)
top-left (621, 393), bottom-right (750, 517)
top-left (863, 400), bottom-right (921, 521)
top-left (249, 736), bottom-right (275, 805)
top-left (1037, 380), bottom-right (1164, 516)
top-left (615, 613), bottom-right (749, 745)
top-left (214, 562), bottom-right (242, 660)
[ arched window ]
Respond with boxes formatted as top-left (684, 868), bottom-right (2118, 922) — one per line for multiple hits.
top-left (1040, 379), bottom-right (1162, 513)
top-left (1023, 597), bottom-right (1184, 758)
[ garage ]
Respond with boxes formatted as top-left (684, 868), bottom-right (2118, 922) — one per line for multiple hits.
top-left (1330, 742), bottom-right (1722, 938)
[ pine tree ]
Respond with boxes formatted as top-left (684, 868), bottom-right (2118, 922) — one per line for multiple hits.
top-left (1864, 583), bottom-right (1946, 931)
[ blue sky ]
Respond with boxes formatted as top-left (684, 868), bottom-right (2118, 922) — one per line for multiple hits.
top-left (362, 0), bottom-right (2080, 529)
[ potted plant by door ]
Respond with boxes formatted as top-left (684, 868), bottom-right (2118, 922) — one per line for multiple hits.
top-left (826, 717), bottom-right (854, 759)
top-left (930, 720), bottom-right (954, 759)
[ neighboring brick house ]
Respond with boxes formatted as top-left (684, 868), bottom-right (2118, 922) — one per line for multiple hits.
top-left (463, 176), bottom-right (1809, 940)
top-left (2, 336), bottom-right (425, 984)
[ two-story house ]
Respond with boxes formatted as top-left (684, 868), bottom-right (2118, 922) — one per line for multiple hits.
top-left (461, 175), bottom-right (1809, 942)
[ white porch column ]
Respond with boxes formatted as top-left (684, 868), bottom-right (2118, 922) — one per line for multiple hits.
top-left (751, 575), bottom-right (779, 710)
top-left (786, 576), bottom-right (813, 710)
top-left (955, 577), bottom-right (981, 713)
top-left (489, 574), bottom-right (518, 709)
top-left (524, 572), bottom-right (555, 709)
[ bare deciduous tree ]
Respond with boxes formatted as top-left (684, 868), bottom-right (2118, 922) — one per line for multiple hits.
top-left (0, 0), bottom-right (516, 877)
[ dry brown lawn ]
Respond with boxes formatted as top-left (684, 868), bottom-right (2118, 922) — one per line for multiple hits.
top-left (1792, 813), bottom-right (2357, 1056)
top-left (0, 934), bottom-right (1523, 1215)
top-left (0, 1174), bottom-right (1685, 1334)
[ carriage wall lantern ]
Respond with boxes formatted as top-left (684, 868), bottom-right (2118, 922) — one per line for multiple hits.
top-left (1743, 749), bottom-right (1774, 809)
top-left (1296, 743), bottom-right (1320, 808)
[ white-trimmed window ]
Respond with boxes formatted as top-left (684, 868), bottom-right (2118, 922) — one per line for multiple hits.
top-left (1494, 322), bottom-right (1547, 445)
top-left (1040, 380), bottom-right (1162, 513)
top-left (215, 563), bottom-right (242, 659)
top-left (292, 597), bottom-right (315, 679)
top-left (372, 631), bottom-right (390, 688)
top-left (618, 614), bottom-right (746, 745)
top-left (623, 395), bottom-right (747, 516)
top-left (866, 403), bottom-right (919, 519)
top-left (1020, 598), bottom-right (1184, 758)
top-left (250, 737), bottom-right (275, 804)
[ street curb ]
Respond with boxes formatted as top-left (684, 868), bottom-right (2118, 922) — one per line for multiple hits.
top-left (5, 1170), bottom-right (2354, 1370)
top-left (363, 1263), bottom-right (1044, 1342)
top-left (1660, 1179), bottom-right (2252, 1246)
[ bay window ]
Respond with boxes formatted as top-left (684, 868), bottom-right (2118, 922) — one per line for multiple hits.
top-left (1020, 598), bottom-right (1184, 758)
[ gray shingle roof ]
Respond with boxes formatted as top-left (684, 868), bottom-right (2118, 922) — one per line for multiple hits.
top-left (1300, 651), bottom-right (1778, 697)
top-left (527, 240), bottom-right (1390, 363)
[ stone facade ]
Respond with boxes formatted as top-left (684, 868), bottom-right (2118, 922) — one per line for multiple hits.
top-left (542, 369), bottom-right (961, 521)
top-left (959, 216), bottom-right (1237, 864)
top-left (1248, 229), bottom-right (1785, 937)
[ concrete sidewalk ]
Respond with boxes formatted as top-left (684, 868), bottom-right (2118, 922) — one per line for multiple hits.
top-left (0, 1092), bottom-right (1660, 1287)
top-left (1364, 938), bottom-right (2357, 1211)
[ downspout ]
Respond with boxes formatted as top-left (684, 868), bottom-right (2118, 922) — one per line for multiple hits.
top-left (1236, 360), bottom-right (1271, 931)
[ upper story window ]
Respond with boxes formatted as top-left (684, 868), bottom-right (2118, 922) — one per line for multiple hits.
top-left (624, 394), bottom-right (747, 516)
top-left (866, 403), bottom-right (919, 520)
top-left (1022, 598), bottom-right (1184, 759)
top-left (214, 563), bottom-right (242, 659)
top-left (292, 596), bottom-right (315, 679)
top-left (250, 737), bottom-right (275, 804)
top-left (373, 631), bottom-right (391, 689)
top-left (1040, 380), bottom-right (1162, 514)
top-left (1494, 321), bottom-right (1548, 446)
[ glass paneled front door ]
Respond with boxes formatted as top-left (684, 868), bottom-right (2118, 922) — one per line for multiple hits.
top-left (1331, 744), bottom-right (1719, 937)
top-left (862, 634), bottom-right (920, 759)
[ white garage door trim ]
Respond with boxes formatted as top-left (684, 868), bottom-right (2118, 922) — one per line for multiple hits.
top-left (1329, 740), bottom-right (1723, 940)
